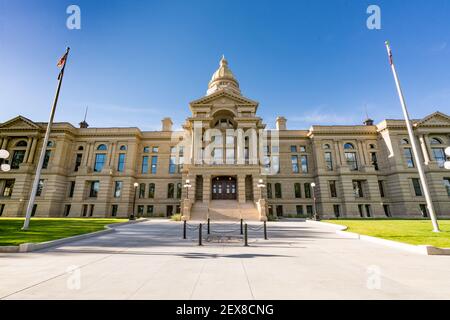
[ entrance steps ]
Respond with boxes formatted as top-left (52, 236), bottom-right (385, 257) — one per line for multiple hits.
top-left (190, 200), bottom-right (260, 221)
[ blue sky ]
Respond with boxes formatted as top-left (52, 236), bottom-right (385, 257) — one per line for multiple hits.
top-left (0, 0), bottom-right (449, 130)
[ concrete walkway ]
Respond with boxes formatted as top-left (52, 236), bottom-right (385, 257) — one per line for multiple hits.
top-left (0, 220), bottom-right (449, 300)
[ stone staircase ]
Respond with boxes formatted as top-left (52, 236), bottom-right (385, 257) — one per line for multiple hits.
top-left (190, 200), bottom-right (260, 221)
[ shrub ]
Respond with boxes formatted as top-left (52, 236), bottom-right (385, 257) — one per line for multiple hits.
top-left (170, 214), bottom-right (182, 221)
top-left (267, 215), bottom-right (279, 221)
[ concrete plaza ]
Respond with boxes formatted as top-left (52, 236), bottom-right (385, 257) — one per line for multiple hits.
top-left (0, 220), bottom-right (449, 300)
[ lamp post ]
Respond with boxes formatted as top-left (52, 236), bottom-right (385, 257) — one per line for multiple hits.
top-left (0, 149), bottom-right (11, 172)
top-left (184, 179), bottom-right (192, 200)
top-left (444, 147), bottom-right (450, 170)
top-left (130, 182), bottom-right (139, 220)
top-left (311, 182), bottom-right (319, 221)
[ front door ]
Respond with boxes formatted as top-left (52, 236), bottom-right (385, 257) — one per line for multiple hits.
top-left (212, 176), bottom-right (237, 200)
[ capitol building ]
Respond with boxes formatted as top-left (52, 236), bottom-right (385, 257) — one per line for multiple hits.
top-left (0, 57), bottom-right (449, 220)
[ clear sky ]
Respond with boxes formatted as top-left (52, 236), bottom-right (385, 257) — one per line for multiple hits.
top-left (1, 0), bottom-right (449, 130)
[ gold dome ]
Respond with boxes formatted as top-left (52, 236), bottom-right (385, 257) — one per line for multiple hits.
top-left (207, 56), bottom-right (241, 96)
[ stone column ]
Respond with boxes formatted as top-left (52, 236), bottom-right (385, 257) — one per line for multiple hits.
top-left (419, 134), bottom-right (431, 164)
top-left (27, 138), bottom-right (38, 163)
top-left (1, 137), bottom-right (9, 150)
top-left (237, 174), bottom-right (246, 204)
top-left (23, 137), bottom-right (32, 163)
top-left (333, 141), bottom-right (341, 166)
top-left (202, 174), bottom-right (211, 204)
top-left (358, 140), bottom-right (367, 166)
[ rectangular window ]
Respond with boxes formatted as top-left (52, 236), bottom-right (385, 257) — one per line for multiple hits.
top-left (306, 205), bottom-right (313, 216)
top-left (378, 180), bottom-right (385, 198)
top-left (329, 180), bottom-right (337, 198)
top-left (167, 183), bottom-right (174, 199)
top-left (42, 150), bottom-right (51, 169)
top-left (89, 181), bottom-right (100, 198)
top-left (267, 183), bottom-right (273, 199)
top-left (304, 183), bottom-right (311, 199)
top-left (142, 156), bottom-right (149, 173)
top-left (36, 179), bottom-right (44, 197)
top-left (68, 181), bottom-right (75, 198)
top-left (353, 180), bottom-right (364, 198)
top-left (291, 155), bottom-right (299, 173)
top-left (290, 145), bottom-right (297, 153)
top-left (2, 180), bottom-right (15, 197)
top-left (94, 154), bottom-right (106, 172)
top-left (300, 146), bottom-right (306, 152)
top-left (147, 205), bottom-right (154, 215)
top-left (169, 156), bottom-right (177, 174)
top-left (82, 204), bottom-right (88, 217)
top-left (89, 204), bottom-right (95, 217)
top-left (111, 205), bottom-right (118, 217)
top-left (11, 150), bottom-right (25, 169)
top-left (444, 178), bottom-right (450, 196)
top-left (371, 152), bottom-right (378, 171)
top-left (137, 205), bottom-right (144, 217)
top-left (151, 156), bottom-right (158, 174)
top-left (276, 205), bottom-right (283, 217)
top-left (300, 155), bottom-right (308, 173)
top-left (176, 183), bottom-right (182, 199)
top-left (419, 204), bottom-right (428, 217)
top-left (333, 205), bottom-right (340, 218)
top-left (383, 204), bottom-right (391, 217)
top-left (412, 178), bottom-right (423, 196)
top-left (296, 205), bottom-right (303, 215)
top-left (74, 153), bottom-right (82, 171)
top-left (358, 204), bottom-right (364, 218)
top-left (324, 152), bottom-right (333, 171)
top-left (0, 204), bottom-right (5, 216)
top-left (166, 205), bottom-right (174, 217)
top-left (114, 181), bottom-right (123, 198)
top-left (365, 204), bottom-right (371, 218)
top-left (275, 183), bottom-right (282, 199)
top-left (294, 183), bottom-right (301, 198)
top-left (117, 153), bottom-right (126, 172)
top-left (152, 146), bottom-right (159, 153)
top-left (345, 152), bottom-right (358, 171)
top-left (404, 148), bottom-right (415, 168)
top-left (139, 183), bottom-right (146, 198)
top-left (148, 183), bottom-right (155, 199)
top-left (31, 204), bottom-right (37, 217)
top-left (64, 205), bottom-right (71, 217)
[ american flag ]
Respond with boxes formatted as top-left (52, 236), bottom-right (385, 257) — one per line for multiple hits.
top-left (57, 51), bottom-right (68, 68)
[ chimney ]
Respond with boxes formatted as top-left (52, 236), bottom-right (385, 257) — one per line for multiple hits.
top-left (276, 116), bottom-right (287, 130)
top-left (161, 117), bottom-right (173, 131)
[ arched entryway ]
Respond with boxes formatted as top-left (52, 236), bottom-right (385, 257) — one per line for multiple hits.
top-left (212, 176), bottom-right (237, 200)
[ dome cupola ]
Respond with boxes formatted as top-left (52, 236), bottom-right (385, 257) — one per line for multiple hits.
top-left (206, 55), bottom-right (241, 96)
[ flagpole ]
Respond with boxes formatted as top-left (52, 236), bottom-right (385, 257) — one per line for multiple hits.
top-left (22, 47), bottom-right (70, 230)
top-left (385, 41), bottom-right (440, 232)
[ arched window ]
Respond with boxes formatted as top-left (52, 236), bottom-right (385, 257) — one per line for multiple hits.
top-left (401, 139), bottom-right (409, 145)
top-left (78, 146), bottom-right (84, 151)
top-left (369, 144), bottom-right (376, 149)
top-left (430, 138), bottom-right (442, 145)
top-left (274, 183), bottom-right (282, 199)
top-left (97, 144), bottom-right (107, 151)
top-left (323, 144), bottom-right (331, 149)
top-left (119, 145), bottom-right (127, 151)
top-left (344, 143), bottom-right (354, 150)
top-left (214, 118), bottom-right (234, 129)
top-left (148, 183), bottom-right (155, 198)
top-left (143, 146), bottom-right (150, 153)
top-left (47, 141), bottom-right (55, 148)
top-left (16, 140), bottom-right (27, 147)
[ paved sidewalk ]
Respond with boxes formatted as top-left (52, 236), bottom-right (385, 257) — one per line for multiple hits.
top-left (0, 220), bottom-right (449, 300)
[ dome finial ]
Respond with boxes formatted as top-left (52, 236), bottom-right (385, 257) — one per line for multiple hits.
top-left (206, 55), bottom-right (240, 96)
top-left (220, 54), bottom-right (227, 66)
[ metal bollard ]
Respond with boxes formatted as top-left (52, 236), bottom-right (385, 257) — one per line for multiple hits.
top-left (183, 220), bottom-right (187, 239)
top-left (264, 221), bottom-right (268, 240)
top-left (240, 219), bottom-right (243, 235)
top-left (207, 218), bottom-right (210, 235)
top-left (244, 223), bottom-right (248, 247)
top-left (199, 223), bottom-right (203, 246)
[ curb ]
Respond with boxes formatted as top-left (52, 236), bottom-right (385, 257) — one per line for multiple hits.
top-left (309, 220), bottom-right (450, 256)
top-left (0, 218), bottom-right (148, 254)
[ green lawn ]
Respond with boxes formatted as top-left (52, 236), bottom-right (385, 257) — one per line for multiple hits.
top-left (324, 219), bottom-right (450, 248)
top-left (0, 218), bottom-right (126, 246)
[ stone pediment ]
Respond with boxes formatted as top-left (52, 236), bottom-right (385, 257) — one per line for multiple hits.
top-left (0, 116), bottom-right (42, 130)
top-left (190, 90), bottom-right (259, 108)
top-left (415, 111), bottom-right (450, 127)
